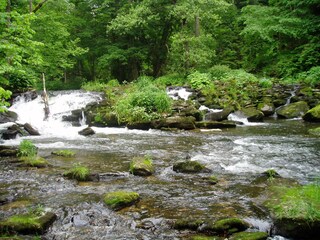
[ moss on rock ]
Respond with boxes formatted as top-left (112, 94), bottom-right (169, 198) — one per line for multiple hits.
top-left (276, 101), bottom-right (309, 119)
top-left (173, 218), bottom-right (204, 230)
top-left (103, 191), bottom-right (140, 211)
top-left (0, 212), bottom-right (56, 235)
top-left (308, 127), bottom-right (320, 136)
top-left (173, 161), bottom-right (209, 173)
top-left (51, 150), bottom-right (75, 157)
top-left (209, 218), bottom-right (250, 235)
top-left (303, 104), bottom-right (320, 122)
top-left (129, 156), bottom-right (155, 176)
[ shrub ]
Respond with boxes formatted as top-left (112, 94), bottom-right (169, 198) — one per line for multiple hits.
top-left (208, 64), bottom-right (232, 80)
top-left (154, 74), bottom-right (186, 87)
top-left (187, 71), bottom-right (211, 90)
top-left (81, 81), bottom-right (108, 92)
top-left (17, 140), bottom-right (37, 158)
top-left (304, 66), bottom-right (320, 86)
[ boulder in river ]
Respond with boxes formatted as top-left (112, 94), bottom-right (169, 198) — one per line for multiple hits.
top-left (235, 107), bottom-right (264, 122)
top-left (195, 120), bottom-right (236, 129)
top-left (204, 107), bottom-right (234, 121)
top-left (0, 110), bottom-right (18, 123)
top-left (129, 156), bottom-right (155, 176)
top-left (1, 124), bottom-right (28, 140)
top-left (78, 127), bottom-right (95, 136)
top-left (103, 191), bottom-right (140, 211)
top-left (23, 123), bottom-right (40, 136)
top-left (257, 98), bottom-right (275, 117)
top-left (173, 160), bottom-right (211, 173)
top-left (173, 218), bottom-right (204, 230)
top-left (0, 212), bottom-right (57, 235)
top-left (302, 104), bottom-right (320, 122)
top-left (276, 101), bottom-right (309, 119)
top-left (308, 127), bottom-right (320, 136)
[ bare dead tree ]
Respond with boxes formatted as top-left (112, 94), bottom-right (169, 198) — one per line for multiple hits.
top-left (41, 73), bottom-right (50, 120)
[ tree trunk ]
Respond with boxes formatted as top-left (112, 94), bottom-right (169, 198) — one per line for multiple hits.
top-left (6, 0), bottom-right (11, 26)
top-left (41, 73), bottom-right (50, 121)
top-left (33, 0), bottom-right (48, 13)
top-left (29, 0), bottom-right (32, 13)
top-left (195, 15), bottom-right (200, 37)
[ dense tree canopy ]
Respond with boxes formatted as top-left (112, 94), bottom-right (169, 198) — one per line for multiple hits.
top-left (0, 0), bottom-right (319, 98)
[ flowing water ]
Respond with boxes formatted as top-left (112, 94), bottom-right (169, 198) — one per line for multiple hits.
top-left (1, 91), bottom-right (320, 239)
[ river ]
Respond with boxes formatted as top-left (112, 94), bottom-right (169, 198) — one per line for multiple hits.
top-left (0, 91), bottom-right (319, 239)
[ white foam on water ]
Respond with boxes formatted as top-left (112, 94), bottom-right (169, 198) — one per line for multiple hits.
top-left (228, 113), bottom-right (266, 126)
top-left (166, 87), bottom-right (193, 100)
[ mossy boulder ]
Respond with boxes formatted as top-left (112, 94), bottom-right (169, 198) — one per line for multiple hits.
top-left (205, 218), bottom-right (250, 235)
top-left (63, 164), bottom-right (91, 181)
top-left (173, 218), bottom-right (204, 230)
top-left (235, 108), bottom-right (264, 122)
top-left (276, 101), bottom-right (309, 119)
top-left (303, 104), bottom-right (320, 122)
top-left (172, 100), bottom-right (203, 121)
top-left (208, 175), bottom-right (219, 185)
top-left (51, 150), bottom-right (75, 157)
top-left (129, 156), bottom-right (155, 176)
top-left (173, 161), bottom-right (211, 174)
top-left (229, 231), bottom-right (268, 240)
top-left (126, 121), bottom-right (152, 130)
top-left (103, 191), bottom-right (140, 211)
top-left (257, 98), bottom-right (275, 117)
top-left (152, 116), bottom-right (196, 130)
top-left (308, 127), bottom-right (320, 136)
top-left (19, 156), bottom-right (48, 168)
top-left (0, 212), bottom-right (57, 235)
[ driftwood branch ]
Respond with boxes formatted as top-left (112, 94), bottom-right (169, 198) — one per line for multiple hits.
top-left (41, 73), bottom-right (50, 120)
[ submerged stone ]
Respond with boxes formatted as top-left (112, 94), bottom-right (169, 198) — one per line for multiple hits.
top-left (173, 218), bottom-right (204, 230)
top-left (0, 145), bottom-right (18, 157)
top-left (195, 120), bottom-right (236, 129)
top-left (129, 156), bottom-right (155, 176)
top-left (0, 212), bottom-right (57, 235)
top-left (103, 191), bottom-right (140, 211)
top-left (173, 161), bottom-right (210, 174)
top-left (276, 101), bottom-right (309, 119)
top-left (235, 108), bottom-right (264, 122)
top-left (229, 231), bottom-right (268, 240)
top-left (205, 218), bottom-right (250, 235)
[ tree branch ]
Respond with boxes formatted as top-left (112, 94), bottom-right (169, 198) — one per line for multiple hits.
top-left (33, 0), bottom-right (49, 13)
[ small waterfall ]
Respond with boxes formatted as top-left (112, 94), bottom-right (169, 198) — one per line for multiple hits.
top-left (79, 111), bottom-right (86, 126)
top-left (285, 85), bottom-right (299, 105)
top-left (166, 87), bottom-right (193, 100)
top-left (8, 90), bottom-right (102, 138)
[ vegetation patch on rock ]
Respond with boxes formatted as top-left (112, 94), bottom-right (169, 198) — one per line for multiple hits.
top-left (129, 156), bottom-right (155, 176)
top-left (173, 161), bottom-right (209, 174)
top-left (103, 191), bottom-right (140, 211)
top-left (303, 104), bottom-right (320, 122)
top-left (0, 212), bottom-right (56, 235)
top-left (51, 150), bottom-right (75, 157)
top-left (308, 127), bottom-right (320, 137)
top-left (63, 163), bottom-right (90, 181)
top-left (203, 218), bottom-right (250, 235)
top-left (276, 101), bottom-right (309, 119)
top-left (229, 231), bottom-right (268, 240)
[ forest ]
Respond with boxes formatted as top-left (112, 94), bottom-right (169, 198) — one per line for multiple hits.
top-left (1, 0), bottom-right (319, 98)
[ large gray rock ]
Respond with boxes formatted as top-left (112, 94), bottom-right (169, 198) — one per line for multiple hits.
top-left (0, 111), bottom-right (18, 123)
top-left (235, 107), bottom-right (264, 122)
top-left (23, 123), bottom-right (40, 136)
top-left (78, 127), bottom-right (95, 136)
top-left (204, 107), bottom-right (234, 121)
top-left (276, 101), bottom-right (309, 119)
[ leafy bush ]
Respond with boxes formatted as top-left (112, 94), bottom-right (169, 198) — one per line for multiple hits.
top-left (81, 81), bottom-right (108, 91)
top-left (18, 140), bottom-right (37, 157)
top-left (304, 66), bottom-right (320, 86)
top-left (187, 71), bottom-right (211, 90)
top-left (155, 74), bottom-right (186, 87)
top-left (259, 77), bottom-right (273, 88)
top-left (209, 65), bottom-right (232, 80)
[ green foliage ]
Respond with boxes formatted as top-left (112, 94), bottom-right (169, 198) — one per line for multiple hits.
top-left (81, 81), bottom-right (108, 92)
top-left (259, 77), bottom-right (273, 88)
top-left (114, 78), bottom-right (171, 124)
top-left (209, 65), bottom-right (232, 80)
top-left (187, 71), bottom-right (211, 90)
top-left (17, 140), bottom-right (37, 158)
top-left (0, 87), bottom-right (11, 113)
top-left (269, 183), bottom-right (320, 222)
top-left (51, 150), bottom-right (75, 157)
top-left (19, 156), bottom-right (48, 168)
top-left (300, 66), bottom-right (320, 86)
top-left (64, 163), bottom-right (90, 181)
top-left (155, 74), bottom-right (186, 87)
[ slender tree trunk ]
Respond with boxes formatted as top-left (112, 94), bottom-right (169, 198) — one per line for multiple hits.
top-left (195, 15), bottom-right (200, 37)
top-left (6, 0), bottom-right (11, 27)
top-left (29, 0), bottom-right (32, 13)
top-left (41, 73), bottom-right (50, 120)
top-left (33, 0), bottom-right (49, 13)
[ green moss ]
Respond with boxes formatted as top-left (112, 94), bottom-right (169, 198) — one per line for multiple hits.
top-left (63, 163), bottom-right (90, 181)
top-left (173, 218), bottom-right (204, 230)
top-left (303, 104), bottom-right (320, 122)
top-left (230, 231), bottom-right (268, 240)
top-left (211, 218), bottom-right (250, 234)
top-left (190, 236), bottom-right (221, 240)
top-left (0, 212), bottom-right (56, 235)
top-left (19, 156), bottom-right (48, 168)
top-left (103, 191), bottom-right (140, 210)
top-left (308, 127), bottom-right (320, 137)
top-left (267, 183), bottom-right (320, 222)
top-left (173, 161), bottom-right (206, 173)
top-left (208, 175), bottom-right (219, 184)
top-left (51, 150), bottom-right (75, 157)
top-left (129, 156), bottom-right (155, 176)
